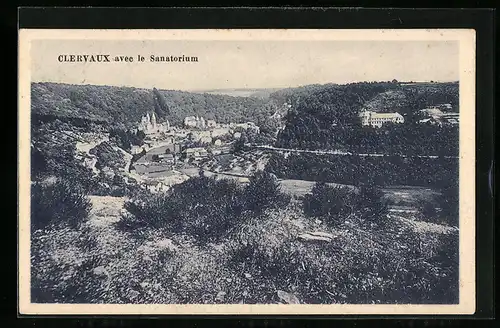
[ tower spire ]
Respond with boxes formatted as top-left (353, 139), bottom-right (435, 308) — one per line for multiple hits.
top-left (151, 111), bottom-right (157, 127)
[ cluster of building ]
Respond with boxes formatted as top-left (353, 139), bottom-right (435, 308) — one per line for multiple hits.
top-left (359, 110), bottom-right (405, 128)
top-left (359, 103), bottom-right (458, 128)
top-left (418, 105), bottom-right (459, 126)
top-left (229, 122), bottom-right (260, 134)
top-left (129, 111), bottom-right (265, 191)
top-left (184, 116), bottom-right (217, 129)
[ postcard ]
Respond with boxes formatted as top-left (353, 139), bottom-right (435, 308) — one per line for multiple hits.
top-left (18, 29), bottom-right (476, 315)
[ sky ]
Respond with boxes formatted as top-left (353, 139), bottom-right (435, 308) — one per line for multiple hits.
top-left (31, 40), bottom-right (459, 91)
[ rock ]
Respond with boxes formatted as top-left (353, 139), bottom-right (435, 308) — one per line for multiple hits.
top-left (244, 273), bottom-right (252, 279)
top-left (298, 231), bottom-right (336, 242)
top-left (298, 234), bottom-right (331, 242)
top-left (315, 219), bottom-right (322, 225)
top-left (93, 266), bottom-right (107, 276)
top-left (156, 238), bottom-right (178, 252)
top-left (226, 278), bottom-right (232, 283)
top-left (277, 290), bottom-right (300, 304)
top-left (309, 231), bottom-right (336, 239)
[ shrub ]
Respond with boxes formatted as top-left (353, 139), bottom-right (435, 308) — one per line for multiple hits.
top-left (356, 185), bottom-right (389, 227)
top-left (31, 178), bottom-right (92, 231)
top-left (120, 176), bottom-right (247, 244)
top-left (31, 233), bottom-right (108, 304)
top-left (437, 182), bottom-right (459, 227)
top-left (31, 135), bottom-right (98, 193)
top-left (244, 171), bottom-right (290, 215)
top-left (303, 182), bottom-right (355, 227)
top-left (89, 141), bottom-right (126, 170)
top-left (418, 200), bottom-right (438, 221)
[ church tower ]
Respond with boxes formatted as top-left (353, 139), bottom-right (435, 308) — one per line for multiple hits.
top-left (151, 112), bottom-right (157, 129)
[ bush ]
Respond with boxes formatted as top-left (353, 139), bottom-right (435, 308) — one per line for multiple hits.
top-left (437, 182), bottom-right (459, 227)
top-left (120, 176), bottom-right (247, 244)
top-left (244, 171), bottom-right (290, 215)
top-left (356, 185), bottom-right (389, 227)
top-left (31, 131), bottom-right (98, 193)
top-left (31, 178), bottom-right (92, 231)
top-left (302, 183), bottom-right (388, 228)
top-left (89, 141), bottom-right (126, 170)
top-left (418, 200), bottom-right (438, 221)
top-left (303, 182), bottom-right (355, 227)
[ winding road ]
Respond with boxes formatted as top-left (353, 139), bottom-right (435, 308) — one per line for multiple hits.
top-left (246, 144), bottom-right (459, 159)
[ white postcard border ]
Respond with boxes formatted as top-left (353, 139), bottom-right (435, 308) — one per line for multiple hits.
top-left (18, 28), bottom-right (476, 315)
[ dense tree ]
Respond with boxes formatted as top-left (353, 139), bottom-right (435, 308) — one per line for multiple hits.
top-left (31, 82), bottom-right (272, 127)
top-left (244, 171), bottom-right (289, 215)
top-left (153, 87), bottom-right (170, 116)
top-left (357, 185), bottom-right (389, 224)
top-left (31, 178), bottom-right (92, 231)
top-left (303, 182), bottom-right (355, 226)
top-left (275, 82), bottom-right (459, 156)
top-left (265, 153), bottom-right (458, 189)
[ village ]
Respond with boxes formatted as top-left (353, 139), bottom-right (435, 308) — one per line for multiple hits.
top-left (112, 101), bottom-right (459, 194)
top-left (122, 112), bottom-right (267, 193)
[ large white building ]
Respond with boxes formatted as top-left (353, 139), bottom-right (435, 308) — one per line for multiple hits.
top-left (359, 110), bottom-right (404, 128)
top-left (184, 115), bottom-right (207, 129)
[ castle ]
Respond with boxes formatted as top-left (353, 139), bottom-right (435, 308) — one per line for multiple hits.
top-left (138, 112), bottom-right (170, 135)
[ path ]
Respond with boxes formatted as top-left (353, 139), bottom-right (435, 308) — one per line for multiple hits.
top-left (87, 196), bottom-right (128, 256)
top-left (248, 144), bottom-right (459, 159)
top-left (88, 195), bottom-right (126, 228)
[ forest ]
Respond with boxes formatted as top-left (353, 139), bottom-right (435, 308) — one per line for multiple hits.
top-left (265, 152), bottom-right (458, 189)
top-left (275, 81), bottom-right (459, 156)
top-left (31, 82), bottom-right (273, 128)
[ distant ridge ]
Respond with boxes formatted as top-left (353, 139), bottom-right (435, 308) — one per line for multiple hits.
top-left (194, 88), bottom-right (282, 98)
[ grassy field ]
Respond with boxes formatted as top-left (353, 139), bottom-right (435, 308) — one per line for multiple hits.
top-left (278, 179), bottom-right (440, 206)
top-left (31, 187), bottom-right (458, 304)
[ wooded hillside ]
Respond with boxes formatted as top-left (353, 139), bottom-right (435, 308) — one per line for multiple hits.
top-left (31, 82), bottom-right (272, 127)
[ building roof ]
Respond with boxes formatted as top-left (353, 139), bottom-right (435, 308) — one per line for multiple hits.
top-left (420, 108), bottom-right (444, 116)
top-left (441, 112), bottom-right (459, 118)
top-left (184, 147), bottom-right (208, 153)
top-left (370, 112), bottom-right (403, 119)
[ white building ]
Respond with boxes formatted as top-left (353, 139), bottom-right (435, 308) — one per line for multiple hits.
top-left (420, 107), bottom-right (444, 119)
top-left (359, 110), bottom-right (404, 128)
top-left (231, 122), bottom-right (260, 134)
top-left (184, 116), bottom-right (198, 128)
top-left (211, 128), bottom-right (230, 138)
top-left (184, 115), bottom-right (207, 129)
